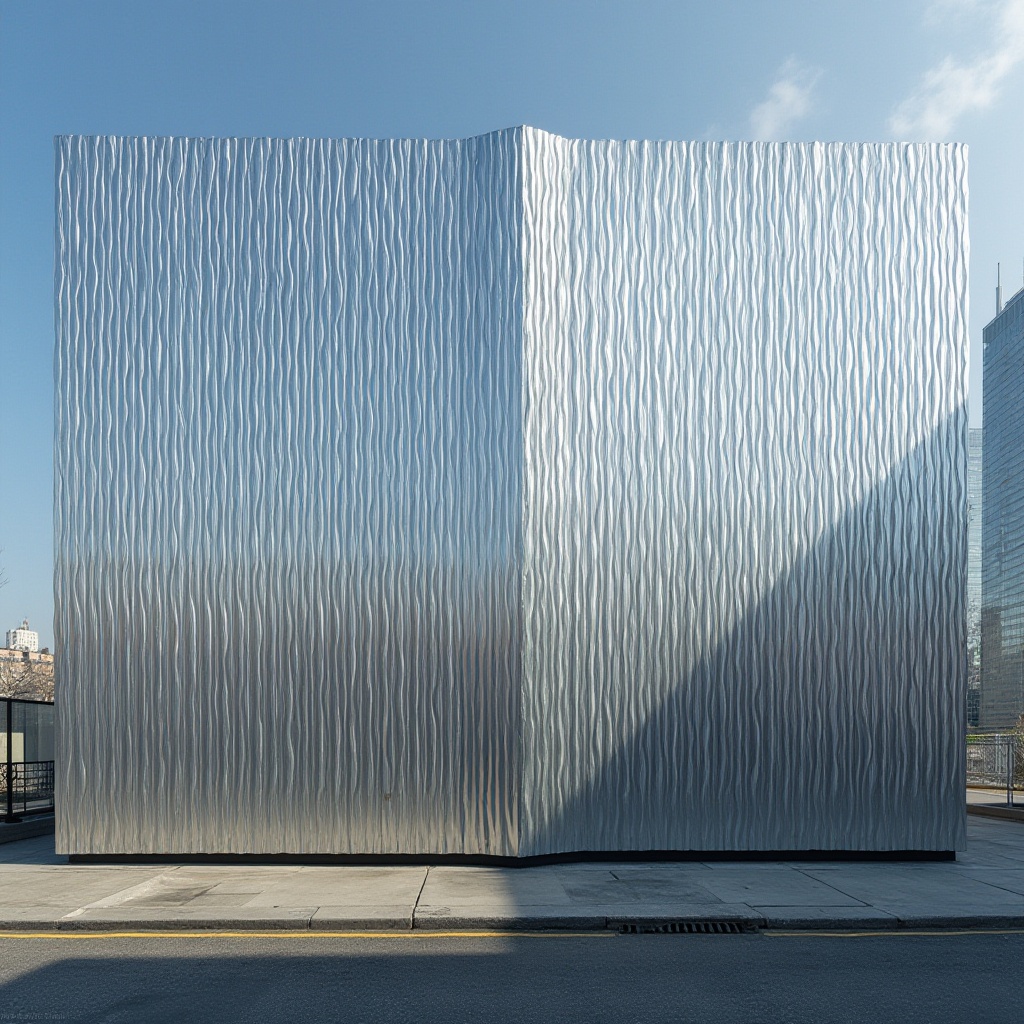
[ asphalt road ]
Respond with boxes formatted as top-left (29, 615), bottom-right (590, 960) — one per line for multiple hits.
top-left (0, 930), bottom-right (1017, 1024)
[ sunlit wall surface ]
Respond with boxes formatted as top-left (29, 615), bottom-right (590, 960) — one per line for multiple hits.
top-left (982, 289), bottom-right (1024, 730)
top-left (55, 130), bottom-right (968, 856)
top-left (56, 134), bottom-right (523, 856)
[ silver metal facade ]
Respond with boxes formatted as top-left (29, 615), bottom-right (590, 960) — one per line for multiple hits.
top-left (982, 289), bottom-right (1024, 729)
top-left (55, 134), bottom-right (523, 855)
top-left (55, 130), bottom-right (968, 856)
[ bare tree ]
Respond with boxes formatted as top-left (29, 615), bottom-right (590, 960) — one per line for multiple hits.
top-left (0, 654), bottom-right (54, 702)
top-left (0, 556), bottom-right (52, 699)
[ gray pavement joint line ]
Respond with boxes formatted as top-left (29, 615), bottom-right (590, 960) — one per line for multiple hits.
top-left (791, 868), bottom-right (870, 907)
top-left (955, 876), bottom-right (1024, 900)
top-left (410, 866), bottom-right (430, 931)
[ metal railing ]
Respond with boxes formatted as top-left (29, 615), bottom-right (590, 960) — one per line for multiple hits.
top-left (0, 761), bottom-right (55, 818)
top-left (966, 735), bottom-right (1017, 807)
top-left (2, 696), bottom-right (55, 823)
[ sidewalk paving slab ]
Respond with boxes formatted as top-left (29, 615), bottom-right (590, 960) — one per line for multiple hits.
top-left (0, 813), bottom-right (1022, 934)
top-left (241, 866), bottom-right (427, 908)
top-left (684, 868), bottom-right (866, 907)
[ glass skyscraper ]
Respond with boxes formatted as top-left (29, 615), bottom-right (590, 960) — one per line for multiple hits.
top-left (968, 427), bottom-right (982, 728)
top-left (982, 287), bottom-right (1024, 729)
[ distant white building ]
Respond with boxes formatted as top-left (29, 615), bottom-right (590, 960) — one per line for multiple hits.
top-left (6, 619), bottom-right (39, 653)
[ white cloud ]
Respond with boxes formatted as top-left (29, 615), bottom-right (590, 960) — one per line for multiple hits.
top-left (889, 0), bottom-right (1024, 140)
top-left (748, 58), bottom-right (822, 141)
top-left (922, 0), bottom-right (987, 25)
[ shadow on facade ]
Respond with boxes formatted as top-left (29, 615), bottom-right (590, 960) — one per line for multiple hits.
top-left (526, 416), bottom-right (966, 856)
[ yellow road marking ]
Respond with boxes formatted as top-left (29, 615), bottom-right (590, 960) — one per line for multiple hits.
top-left (0, 929), bottom-right (615, 940)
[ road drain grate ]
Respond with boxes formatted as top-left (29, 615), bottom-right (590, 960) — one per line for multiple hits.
top-left (618, 920), bottom-right (754, 935)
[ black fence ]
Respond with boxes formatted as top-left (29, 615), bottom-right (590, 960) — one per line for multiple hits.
top-left (0, 761), bottom-right (55, 818)
top-left (2, 696), bottom-right (55, 823)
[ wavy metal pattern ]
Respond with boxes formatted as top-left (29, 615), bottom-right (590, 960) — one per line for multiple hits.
top-left (55, 134), bottom-right (523, 855)
top-left (56, 130), bottom-right (967, 856)
top-left (519, 133), bottom-right (967, 854)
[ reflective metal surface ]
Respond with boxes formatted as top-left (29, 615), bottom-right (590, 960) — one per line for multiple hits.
top-left (55, 130), bottom-right (968, 855)
top-left (55, 134), bottom-right (523, 855)
top-left (518, 133), bottom-right (967, 854)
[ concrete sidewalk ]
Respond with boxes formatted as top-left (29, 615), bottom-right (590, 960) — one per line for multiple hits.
top-left (2, 816), bottom-right (1024, 933)
top-left (966, 786), bottom-right (1024, 823)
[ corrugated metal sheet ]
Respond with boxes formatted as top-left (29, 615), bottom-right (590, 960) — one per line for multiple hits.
top-left (55, 133), bottom-right (523, 855)
top-left (518, 132), bottom-right (967, 853)
top-left (55, 130), bottom-right (967, 856)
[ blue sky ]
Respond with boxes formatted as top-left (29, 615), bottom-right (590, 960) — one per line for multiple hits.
top-left (2, 0), bottom-right (1023, 647)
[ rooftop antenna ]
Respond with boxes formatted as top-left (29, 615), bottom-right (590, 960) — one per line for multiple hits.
top-left (997, 263), bottom-right (1002, 315)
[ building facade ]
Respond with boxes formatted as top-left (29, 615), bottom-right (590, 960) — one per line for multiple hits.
top-left (982, 286), bottom-right (1024, 729)
top-left (6, 620), bottom-right (39, 653)
top-left (968, 427), bottom-right (983, 727)
top-left (55, 131), bottom-right (968, 857)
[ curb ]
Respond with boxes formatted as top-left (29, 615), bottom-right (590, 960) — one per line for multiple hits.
top-left (3, 912), bottom-right (1024, 935)
top-left (0, 815), bottom-right (55, 846)
top-left (966, 804), bottom-right (1024, 823)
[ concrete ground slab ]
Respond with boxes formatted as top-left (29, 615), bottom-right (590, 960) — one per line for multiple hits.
top-left (78, 872), bottom-right (219, 910)
top-left (957, 867), bottom-right (1024, 888)
top-left (663, 867), bottom-right (866, 908)
top-left (243, 866), bottom-right (427, 908)
top-left (0, 814), bottom-right (1021, 933)
top-left (800, 868), bottom-right (1024, 908)
top-left (419, 866), bottom-right (569, 906)
top-left (0, 834), bottom-right (67, 865)
top-left (0, 869), bottom-right (170, 910)
top-left (565, 871), bottom-right (723, 904)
